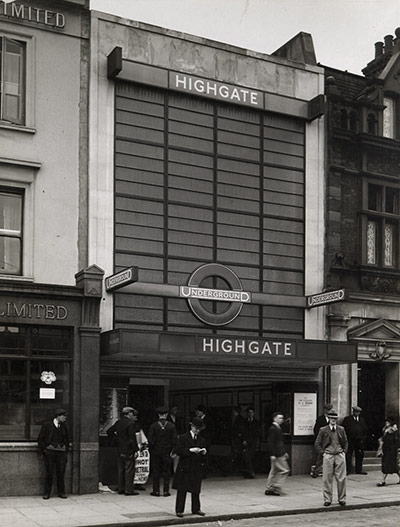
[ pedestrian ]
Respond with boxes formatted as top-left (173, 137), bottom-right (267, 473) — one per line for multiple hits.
top-left (148, 406), bottom-right (177, 497)
top-left (38, 408), bottom-right (70, 500)
top-left (314, 409), bottom-right (348, 507)
top-left (231, 406), bottom-right (245, 475)
top-left (376, 416), bottom-right (400, 487)
top-left (311, 403), bottom-right (333, 478)
top-left (107, 406), bottom-right (139, 496)
top-left (264, 412), bottom-right (290, 496)
top-left (168, 405), bottom-right (184, 435)
top-left (194, 404), bottom-right (214, 476)
top-left (343, 405), bottom-right (368, 474)
top-left (172, 416), bottom-right (207, 518)
top-left (242, 406), bottom-right (261, 479)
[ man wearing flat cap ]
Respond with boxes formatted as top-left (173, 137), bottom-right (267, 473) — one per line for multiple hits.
top-left (172, 416), bottom-right (207, 518)
top-left (148, 406), bottom-right (177, 497)
top-left (107, 407), bottom-right (139, 495)
top-left (38, 408), bottom-right (70, 499)
top-left (343, 405), bottom-right (369, 474)
top-left (315, 410), bottom-right (348, 507)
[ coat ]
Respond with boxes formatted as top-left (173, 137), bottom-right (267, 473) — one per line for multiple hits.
top-left (342, 415), bottom-right (368, 442)
top-left (38, 420), bottom-right (70, 454)
top-left (172, 431), bottom-right (207, 494)
top-left (107, 417), bottom-right (138, 455)
top-left (379, 425), bottom-right (399, 475)
top-left (266, 423), bottom-right (287, 457)
top-left (313, 415), bottom-right (329, 437)
top-left (148, 420), bottom-right (177, 455)
top-left (314, 424), bottom-right (348, 454)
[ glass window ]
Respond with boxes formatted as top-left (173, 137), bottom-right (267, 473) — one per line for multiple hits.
top-left (383, 97), bottom-right (395, 139)
top-left (0, 189), bottom-right (23, 275)
top-left (0, 36), bottom-right (26, 125)
top-left (0, 326), bottom-right (71, 440)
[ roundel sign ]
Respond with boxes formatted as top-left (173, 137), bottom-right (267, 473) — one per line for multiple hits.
top-left (180, 263), bottom-right (251, 327)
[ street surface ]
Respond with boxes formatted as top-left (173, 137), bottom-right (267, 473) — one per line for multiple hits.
top-left (172, 505), bottom-right (400, 527)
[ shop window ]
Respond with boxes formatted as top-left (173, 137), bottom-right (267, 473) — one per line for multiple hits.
top-left (0, 326), bottom-right (71, 440)
top-left (0, 36), bottom-right (26, 126)
top-left (0, 189), bottom-right (23, 275)
top-left (362, 182), bottom-right (400, 268)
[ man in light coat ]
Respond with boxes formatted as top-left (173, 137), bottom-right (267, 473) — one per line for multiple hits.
top-left (314, 410), bottom-right (348, 507)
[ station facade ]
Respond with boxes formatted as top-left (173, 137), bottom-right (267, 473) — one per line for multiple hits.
top-left (89, 12), bottom-right (357, 478)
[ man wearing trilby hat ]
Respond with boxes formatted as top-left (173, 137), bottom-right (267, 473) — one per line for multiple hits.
top-left (314, 410), bottom-right (348, 507)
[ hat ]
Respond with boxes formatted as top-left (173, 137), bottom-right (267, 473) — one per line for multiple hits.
top-left (352, 405), bottom-right (362, 412)
top-left (156, 406), bottom-right (169, 415)
top-left (122, 406), bottom-right (135, 415)
top-left (54, 408), bottom-right (67, 417)
top-left (327, 411), bottom-right (338, 418)
top-left (323, 403), bottom-right (333, 410)
top-left (191, 416), bottom-right (206, 430)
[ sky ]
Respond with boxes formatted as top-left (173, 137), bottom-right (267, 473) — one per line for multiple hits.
top-left (90, 0), bottom-right (400, 75)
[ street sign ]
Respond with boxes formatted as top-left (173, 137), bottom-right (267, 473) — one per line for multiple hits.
top-left (105, 267), bottom-right (138, 292)
top-left (306, 288), bottom-right (346, 308)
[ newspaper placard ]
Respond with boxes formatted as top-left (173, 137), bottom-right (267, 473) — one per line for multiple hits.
top-left (134, 449), bottom-right (150, 484)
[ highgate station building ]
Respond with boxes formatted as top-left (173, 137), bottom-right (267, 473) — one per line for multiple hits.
top-left (90, 10), bottom-right (356, 478)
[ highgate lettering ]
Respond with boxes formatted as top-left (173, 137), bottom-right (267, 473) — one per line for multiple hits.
top-left (0, 302), bottom-right (68, 320)
top-left (0, 2), bottom-right (66, 28)
top-left (170, 73), bottom-right (263, 108)
top-left (199, 337), bottom-right (296, 357)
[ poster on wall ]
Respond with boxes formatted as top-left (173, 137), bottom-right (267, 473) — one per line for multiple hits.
top-left (293, 392), bottom-right (317, 435)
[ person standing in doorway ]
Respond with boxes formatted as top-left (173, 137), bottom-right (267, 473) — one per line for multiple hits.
top-left (242, 406), bottom-right (260, 479)
top-left (264, 412), bottom-right (290, 496)
top-left (343, 405), bottom-right (368, 474)
top-left (107, 406), bottom-right (139, 496)
top-left (38, 408), bottom-right (70, 500)
top-left (231, 406), bottom-right (245, 475)
top-left (172, 417), bottom-right (207, 518)
top-left (314, 410), bottom-right (348, 507)
top-left (148, 406), bottom-right (177, 497)
top-left (311, 403), bottom-right (333, 478)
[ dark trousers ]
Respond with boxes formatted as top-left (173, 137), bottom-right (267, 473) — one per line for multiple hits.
top-left (175, 489), bottom-right (201, 514)
top-left (151, 452), bottom-right (172, 493)
top-left (117, 453), bottom-right (135, 493)
top-left (346, 438), bottom-right (364, 473)
top-left (243, 443), bottom-right (256, 476)
top-left (43, 450), bottom-right (67, 495)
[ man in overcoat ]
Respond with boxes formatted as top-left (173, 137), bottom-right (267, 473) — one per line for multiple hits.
top-left (315, 410), bottom-right (348, 507)
top-left (38, 408), bottom-right (70, 499)
top-left (342, 405), bottom-right (368, 474)
top-left (172, 416), bottom-right (207, 518)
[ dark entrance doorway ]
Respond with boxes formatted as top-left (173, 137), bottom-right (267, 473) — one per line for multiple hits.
top-left (128, 384), bottom-right (166, 436)
top-left (358, 361), bottom-right (385, 450)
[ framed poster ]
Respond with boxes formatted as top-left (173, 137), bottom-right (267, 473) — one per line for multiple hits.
top-left (293, 393), bottom-right (317, 436)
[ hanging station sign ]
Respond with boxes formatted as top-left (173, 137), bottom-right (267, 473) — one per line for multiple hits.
top-left (306, 288), bottom-right (347, 308)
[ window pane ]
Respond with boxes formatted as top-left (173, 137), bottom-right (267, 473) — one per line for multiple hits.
top-left (368, 184), bottom-right (380, 211)
top-left (383, 97), bottom-right (395, 139)
top-left (0, 192), bottom-right (22, 231)
top-left (2, 37), bottom-right (25, 125)
top-left (385, 187), bottom-right (397, 214)
top-left (0, 359), bottom-right (26, 439)
top-left (31, 327), bottom-right (71, 357)
top-left (384, 223), bottom-right (394, 267)
top-left (30, 360), bottom-right (70, 439)
top-left (367, 220), bottom-right (377, 264)
top-left (0, 326), bottom-right (26, 355)
top-left (0, 237), bottom-right (21, 274)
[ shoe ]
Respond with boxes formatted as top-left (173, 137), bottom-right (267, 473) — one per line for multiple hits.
top-left (118, 490), bottom-right (125, 495)
top-left (58, 494), bottom-right (67, 499)
top-left (43, 495), bottom-right (50, 500)
top-left (163, 492), bottom-right (171, 497)
top-left (311, 473), bottom-right (318, 478)
top-left (339, 501), bottom-right (346, 506)
top-left (193, 511), bottom-right (206, 516)
top-left (356, 471), bottom-right (368, 475)
top-left (176, 513), bottom-right (184, 518)
top-left (125, 491), bottom-right (139, 496)
top-left (376, 482), bottom-right (386, 487)
top-left (324, 502), bottom-right (331, 506)
top-left (265, 489), bottom-right (280, 496)
top-left (135, 484), bottom-right (146, 491)
top-left (150, 491), bottom-right (160, 496)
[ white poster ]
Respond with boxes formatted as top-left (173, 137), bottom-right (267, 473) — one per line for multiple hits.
top-left (293, 392), bottom-right (317, 435)
top-left (39, 388), bottom-right (56, 399)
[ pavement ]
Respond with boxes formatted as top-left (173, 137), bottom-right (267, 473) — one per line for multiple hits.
top-left (1, 472), bottom-right (400, 527)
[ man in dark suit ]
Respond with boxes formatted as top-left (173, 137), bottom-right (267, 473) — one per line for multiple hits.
top-left (172, 416), bottom-right (207, 518)
top-left (242, 406), bottom-right (261, 479)
top-left (38, 408), bottom-right (70, 499)
top-left (148, 406), bottom-right (177, 497)
top-left (343, 405), bottom-right (368, 474)
top-left (167, 405), bottom-right (184, 435)
top-left (107, 406), bottom-right (139, 496)
top-left (315, 410), bottom-right (348, 507)
top-left (311, 403), bottom-right (333, 477)
top-left (264, 412), bottom-right (290, 496)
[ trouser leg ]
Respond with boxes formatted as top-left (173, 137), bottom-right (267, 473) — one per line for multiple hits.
top-left (322, 454), bottom-right (334, 503)
top-left (44, 450), bottom-right (55, 495)
top-left (152, 453), bottom-right (161, 493)
top-left (265, 457), bottom-right (278, 490)
top-left (354, 440), bottom-right (364, 472)
top-left (191, 492), bottom-right (201, 513)
top-left (346, 442), bottom-right (354, 473)
top-left (124, 454), bottom-right (135, 493)
top-left (161, 453), bottom-right (172, 493)
top-left (55, 451), bottom-right (67, 495)
top-left (175, 490), bottom-right (186, 513)
top-left (117, 454), bottom-right (125, 492)
top-left (273, 455), bottom-right (290, 490)
top-left (335, 452), bottom-right (347, 502)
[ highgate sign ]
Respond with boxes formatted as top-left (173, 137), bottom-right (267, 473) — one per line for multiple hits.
top-left (199, 336), bottom-right (295, 357)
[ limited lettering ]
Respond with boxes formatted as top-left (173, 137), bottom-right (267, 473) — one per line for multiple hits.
top-left (0, 302), bottom-right (68, 320)
top-left (0, 2), bottom-right (66, 28)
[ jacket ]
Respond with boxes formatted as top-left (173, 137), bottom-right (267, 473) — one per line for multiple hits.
top-left (267, 423), bottom-right (287, 457)
top-left (107, 417), bottom-right (139, 455)
top-left (314, 424), bottom-right (348, 454)
top-left (38, 420), bottom-right (70, 454)
top-left (148, 420), bottom-right (177, 454)
top-left (172, 431), bottom-right (207, 494)
top-left (342, 415), bottom-right (368, 441)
